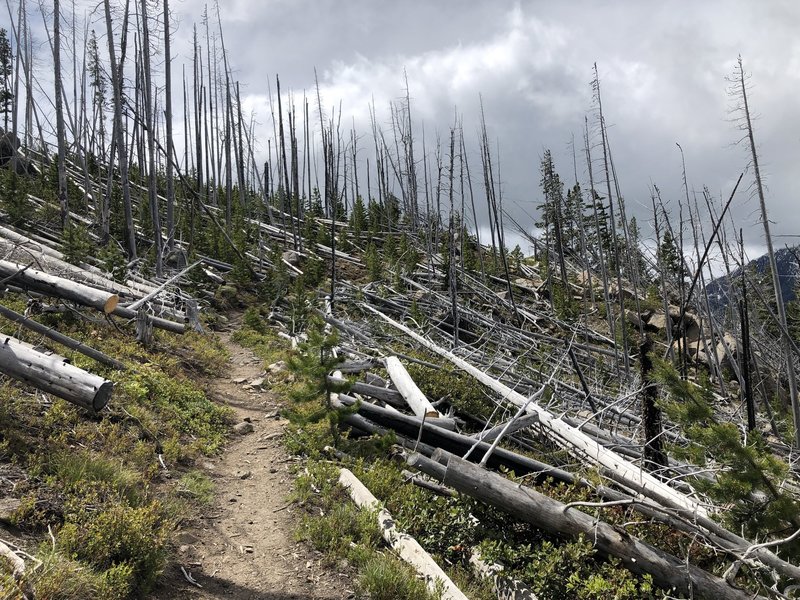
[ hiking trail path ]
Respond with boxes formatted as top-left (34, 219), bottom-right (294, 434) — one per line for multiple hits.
top-left (152, 318), bottom-right (349, 600)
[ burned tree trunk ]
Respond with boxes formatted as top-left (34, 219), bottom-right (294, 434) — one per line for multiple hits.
top-left (640, 336), bottom-right (667, 470)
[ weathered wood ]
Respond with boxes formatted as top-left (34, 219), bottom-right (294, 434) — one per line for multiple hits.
top-left (385, 356), bottom-right (442, 419)
top-left (0, 304), bottom-right (125, 370)
top-left (0, 335), bottom-right (113, 411)
top-left (330, 377), bottom-right (456, 429)
top-left (0, 540), bottom-right (25, 581)
top-left (0, 260), bottom-right (118, 314)
top-left (135, 308), bottom-right (153, 346)
top-left (112, 305), bottom-right (185, 333)
top-left (338, 468), bottom-right (469, 600)
top-left (400, 469), bottom-right (455, 497)
top-left (126, 260), bottom-right (201, 311)
top-left (337, 360), bottom-right (381, 374)
top-left (365, 304), bottom-right (707, 517)
top-left (331, 377), bottom-right (405, 407)
top-left (337, 393), bottom-right (573, 483)
top-left (417, 450), bottom-right (763, 600)
top-left (472, 412), bottom-right (539, 443)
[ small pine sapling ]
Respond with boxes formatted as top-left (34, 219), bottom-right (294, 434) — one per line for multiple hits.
top-left (287, 316), bottom-right (354, 447)
top-left (654, 359), bottom-right (800, 552)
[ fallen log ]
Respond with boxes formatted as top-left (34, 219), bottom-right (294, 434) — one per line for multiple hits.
top-left (385, 356), bottom-right (443, 419)
top-left (341, 378), bottom-right (405, 407)
top-left (126, 261), bottom-right (201, 311)
top-left (338, 468), bottom-right (469, 600)
top-left (400, 469), bottom-right (455, 497)
top-left (112, 305), bottom-right (185, 334)
top-left (336, 393), bottom-right (574, 483)
top-left (330, 377), bottom-right (456, 430)
top-left (472, 412), bottom-right (540, 443)
top-left (0, 335), bottom-right (113, 411)
top-left (412, 450), bottom-right (764, 600)
top-left (0, 304), bottom-right (126, 370)
top-left (0, 260), bottom-right (119, 314)
top-left (364, 304), bottom-right (707, 517)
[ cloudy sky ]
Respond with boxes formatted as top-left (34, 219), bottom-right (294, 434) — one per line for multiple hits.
top-left (21, 1), bottom-right (800, 264)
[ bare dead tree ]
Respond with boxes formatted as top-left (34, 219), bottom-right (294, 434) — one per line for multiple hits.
top-left (139, 0), bottom-right (163, 276)
top-left (52, 0), bottom-right (68, 228)
top-left (592, 63), bottom-right (629, 376)
top-left (163, 0), bottom-right (175, 250)
top-left (731, 56), bottom-right (800, 446)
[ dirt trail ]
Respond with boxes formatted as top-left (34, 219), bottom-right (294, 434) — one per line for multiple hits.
top-left (152, 321), bottom-right (349, 600)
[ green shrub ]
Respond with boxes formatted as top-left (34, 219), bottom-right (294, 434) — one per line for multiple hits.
top-left (50, 451), bottom-right (144, 507)
top-left (62, 222), bottom-right (93, 265)
top-left (58, 501), bottom-right (169, 596)
top-left (356, 555), bottom-right (438, 600)
top-left (24, 548), bottom-right (120, 600)
top-left (176, 471), bottom-right (214, 504)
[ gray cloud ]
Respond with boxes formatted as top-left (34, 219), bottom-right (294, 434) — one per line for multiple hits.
top-left (16, 0), bottom-right (800, 265)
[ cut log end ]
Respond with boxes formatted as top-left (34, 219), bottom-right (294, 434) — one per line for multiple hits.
top-left (104, 294), bottom-right (120, 314)
top-left (93, 381), bottom-right (114, 412)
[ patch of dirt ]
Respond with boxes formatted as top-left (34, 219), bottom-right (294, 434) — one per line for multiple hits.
top-left (151, 322), bottom-right (351, 600)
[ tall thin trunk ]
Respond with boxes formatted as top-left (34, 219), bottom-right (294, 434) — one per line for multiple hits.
top-left (447, 127), bottom-right (459, 347)
top-left (640, 336), bottom-right (667, 470)
top-left (104, 0), bottom-right (136, 258)
top-left (236, 81), bottom-right (247, 214)
top-left (736, 56), bottom-right (800, 445)
top-left (140, 0), bottom-right (163, 276)
top-left (192, 28), bottom-right (204, 202)
top-left (163, 0), bottom-right (175, 250)
top-left (593, 63), bottom-right (629, 376)
top-left (584, 117), bottom-right (618, 371)
top-left (53, 0), bottom-right (69, 229)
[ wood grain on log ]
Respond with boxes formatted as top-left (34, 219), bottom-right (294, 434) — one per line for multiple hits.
top-left (385, 356), bottom-right (442, 419)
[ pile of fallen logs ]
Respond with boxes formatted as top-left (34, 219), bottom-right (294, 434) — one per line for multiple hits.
top-left (0, 228), bottom-right (205, 411)
top-left (261, 251), bottom-right (800, 599)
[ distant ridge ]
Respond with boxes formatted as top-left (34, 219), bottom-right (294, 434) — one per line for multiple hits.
top-left (706, 245), bottom-right (800, 311)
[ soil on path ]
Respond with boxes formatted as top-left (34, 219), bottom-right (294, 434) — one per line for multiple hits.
top-left (151, 321), bottom-right (350, 600)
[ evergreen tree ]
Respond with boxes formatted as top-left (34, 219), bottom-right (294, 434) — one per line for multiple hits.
top-left (87, 30), bottom-right (107, 163)
top-left (537, 150), bottom-right (570, 287)
top-left (0, 28), bottom-right (13, 131)
top-left (655, 359), bottom-right (800, 548)
top-left (626, 216), bottom-right (651, 282)
top-left (349, 194), bottom-right (367, 240)
top-left (365, 242), bottom-right (382, 281)
top-left (657, 228), bottom-right (686, 286)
